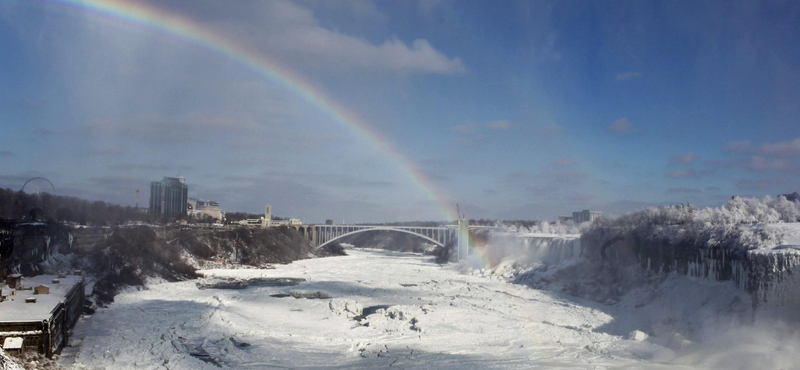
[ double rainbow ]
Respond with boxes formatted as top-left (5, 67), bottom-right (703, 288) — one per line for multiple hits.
top-left (23, 0), bottom-right (459, 221)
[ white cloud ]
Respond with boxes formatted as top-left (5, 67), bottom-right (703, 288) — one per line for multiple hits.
top-left (607, 118), bottom-right (637, 134)
top-left (756, 138), bottom-right (800, 157)
top-left (218, 0), bottom-right (465, 74)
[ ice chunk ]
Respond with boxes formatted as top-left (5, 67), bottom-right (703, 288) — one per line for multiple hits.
top-left (627, 330), bottom-right (649, 341)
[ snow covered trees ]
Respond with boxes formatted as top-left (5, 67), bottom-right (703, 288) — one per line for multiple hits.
top-left (584, 195), bottom-right (800, 252)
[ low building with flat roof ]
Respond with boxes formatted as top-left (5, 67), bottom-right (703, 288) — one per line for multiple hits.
top-left (0, 274), bottom-right (85, 356)
top-left (270, 218), bottom-right (302, 227)
top-left (572, 210), bottom-right (603, 223)
top-left (188, 198), bottom-right (223, 221)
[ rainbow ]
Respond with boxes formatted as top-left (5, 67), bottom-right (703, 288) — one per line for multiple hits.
top-left (20, 0), bottom-right (459, 221)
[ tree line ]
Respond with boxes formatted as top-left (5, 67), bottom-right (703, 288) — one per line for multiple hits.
top-left (0, 187), bottom-right (151, 226)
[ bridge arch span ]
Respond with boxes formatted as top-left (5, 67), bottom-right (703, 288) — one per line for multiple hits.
top-left (316, 227), bottom-right (444, 250)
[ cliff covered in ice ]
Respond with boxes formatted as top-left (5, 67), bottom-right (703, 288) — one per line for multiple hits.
top-left (579, 196), bottom-right (800, 307)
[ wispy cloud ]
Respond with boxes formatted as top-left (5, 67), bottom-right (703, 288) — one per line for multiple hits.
top-left (304, 0), bottom-right (388, 21)
top-left (454, 120), bottom-right (515, 133)
top-left (725, 138), bottom-right (800, 157)
top-left (483, 188), bottom-right (498, 196)
top-left (736, 177), bottom-right (788, 191)
top-left (0, 174), bottom-right (30, 189)
top-left (452, 120), bottom-right (515, 148)
top-left (724, 140), bottom-right (752, 153)
top-left (722, 138), bottom-right (800, 173)
top-left (108, 163), bottom-right (196, 172)
top-left (539, 170), bottom-right (590, 183)
top-left (485, 120), bottom-right (513, 130)
top-left (665, 169), bottom-right (713, 179)
top-left (737, 156), bottom-right (798, 172)
top-left (0, 150), bottom-right (13, 157)
top-left (535, 125), bottom-right (564, 137)
top-left (503, 171), bottom-right (531, 184)
top-left (261, 169), bottom-right (397, 188)
top-left (563, 192), bottom-right (594, 203)
top-left (607, 118), bottom-right (637, 134)
top-left (452, 122), bottom-right (479, 134)
top-left (670, 152), bottom-right (698, 164)
top-left (615, 71), bottom-right (642, 81)
top-left (554, 158), bottom-right (575, 167)
top-left (8, 98), bottom-right (47, 110)
top-left (667, 187), bottom-right (703, 194)
top-left (754, 138), bottom-right (800, 157)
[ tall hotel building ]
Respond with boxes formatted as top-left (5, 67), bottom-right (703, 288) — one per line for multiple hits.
top-left (149, 176), bottom-right (188, 216)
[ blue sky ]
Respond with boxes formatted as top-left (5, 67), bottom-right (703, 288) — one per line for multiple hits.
top-left (1, 0), bottom-right (799, 223)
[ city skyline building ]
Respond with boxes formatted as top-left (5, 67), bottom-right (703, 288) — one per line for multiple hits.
top-left (571, 210), bottom-right (602, 223)
top-left (149, 176), bottom-right (188, 216)
top-left (188, 198), bottom-right (223, 221)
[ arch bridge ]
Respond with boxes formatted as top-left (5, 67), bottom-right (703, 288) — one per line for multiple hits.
top-left (292, 222), bottom-right (473, 260)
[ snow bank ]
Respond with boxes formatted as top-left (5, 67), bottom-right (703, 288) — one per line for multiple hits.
top-left (328, 299), bottom-right (363, 318)
top-left (71, 247), bottom-right (800, 370)
top-left (0, 349), bottom-right (23, 370)
top-left (463, 219), bottom-right (798, 362)
top-left (77, 249), bottom-right (671, 369)
top-left (359, 305), bottom-right (429, 333)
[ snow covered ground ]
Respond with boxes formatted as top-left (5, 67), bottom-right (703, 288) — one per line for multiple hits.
top-left (69, 249), bottom-right (796, 370)
top-left (765, 222), bottom-right (800, 250)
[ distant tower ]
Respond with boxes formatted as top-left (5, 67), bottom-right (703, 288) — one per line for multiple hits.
top-left (262, 205), bottom-right (272, 228)
top-left (135, 188), bottom-right (140, 208)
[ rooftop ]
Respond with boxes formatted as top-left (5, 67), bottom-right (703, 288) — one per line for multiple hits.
top-left (0, 275), bottom-right (83, 322)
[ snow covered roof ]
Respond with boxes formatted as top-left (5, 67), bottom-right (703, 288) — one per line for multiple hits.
top-left (0, 275), bottom-right (83, 322)
top-left (2, 337), bottom-right (22, 350)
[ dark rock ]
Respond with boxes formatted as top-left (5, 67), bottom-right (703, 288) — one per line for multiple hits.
top-left (316, 241), bottom-right (347, 257)
top-left (781, 192), bottom-right (800, 202)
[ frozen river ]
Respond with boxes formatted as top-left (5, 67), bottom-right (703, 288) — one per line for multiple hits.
top-left (68, 249), bottom-right (761, 369)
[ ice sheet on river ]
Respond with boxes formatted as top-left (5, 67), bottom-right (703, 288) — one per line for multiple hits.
top-left (70, 249), bottom-right (789, 370)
